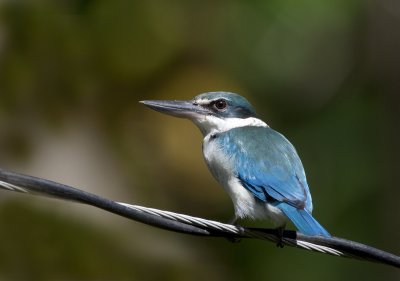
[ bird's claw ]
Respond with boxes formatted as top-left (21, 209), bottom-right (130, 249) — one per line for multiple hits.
top-left (276, 227), bottom-right (285, 248)
top-left (225, 222), bottom-right (245, 243)
top-left (276, 240), bottom-right (284, 248)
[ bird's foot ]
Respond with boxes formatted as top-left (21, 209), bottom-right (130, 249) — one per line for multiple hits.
top-left (275, 227), bottom-right (285, 248)
top-left (225, 217), bottom-right (243, 243)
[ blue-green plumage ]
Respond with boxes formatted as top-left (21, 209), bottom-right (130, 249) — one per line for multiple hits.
top-left (218, 126), bottom-right (311, 210)
top-left (214, 126), bottom-right (329, 237)
top-left (141, 91), bottom-right (330, 237)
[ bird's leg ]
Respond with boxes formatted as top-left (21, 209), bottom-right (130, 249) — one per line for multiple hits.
top-left (275, 225), bottom-right (285, 248)
top-left (227, 215), bottom-right (238, 225)
top-left (226, 215), bottom-right (243, 243)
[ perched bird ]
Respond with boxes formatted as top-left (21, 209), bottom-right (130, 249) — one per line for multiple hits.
top-left (140, 92), bottom-right (330, 239)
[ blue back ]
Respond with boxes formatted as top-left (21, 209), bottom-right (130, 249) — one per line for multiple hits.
top-left (217, 126), bottom-right (313, 212)
top-left (216, 126), bottom-right (330, 237)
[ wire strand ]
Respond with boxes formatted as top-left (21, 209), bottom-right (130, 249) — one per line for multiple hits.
top-left (0, 168), bottom-right (399, 269)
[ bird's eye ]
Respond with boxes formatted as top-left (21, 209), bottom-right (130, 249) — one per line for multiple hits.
top-left (214, 99), bottom-right (227, 111)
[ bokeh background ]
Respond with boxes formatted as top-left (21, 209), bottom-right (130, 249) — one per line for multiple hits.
top-left (0, 0), bottom-right (399, 280)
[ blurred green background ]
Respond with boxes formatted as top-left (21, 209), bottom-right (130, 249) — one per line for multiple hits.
top-left (0, 0), bottom-right (399, 280)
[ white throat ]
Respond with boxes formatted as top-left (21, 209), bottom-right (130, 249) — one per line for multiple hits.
top-left (192, 115), bottom-right (268, 136)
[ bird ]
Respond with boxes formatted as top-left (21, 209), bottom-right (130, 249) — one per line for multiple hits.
top-left (140, 92), bottom-right (330, 241)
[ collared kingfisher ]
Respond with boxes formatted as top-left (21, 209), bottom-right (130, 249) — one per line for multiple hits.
top-left (140, 92), bottom-right (330, 238)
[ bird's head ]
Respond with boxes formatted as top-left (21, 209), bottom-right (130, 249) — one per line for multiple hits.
top-left (141, 92), bottom-right (267, 136)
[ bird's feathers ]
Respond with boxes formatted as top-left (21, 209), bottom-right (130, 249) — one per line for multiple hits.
top-left (217, 126), bottom-right (312, 211)
top-left (278, 203), bottom-right (330, 237)
top-left (215, 126), bottom-right (330, 237)
top-left (141, 92), bottom-right (330, 237)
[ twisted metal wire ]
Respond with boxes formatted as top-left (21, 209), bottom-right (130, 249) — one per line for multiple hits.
top-left (0, 169), bottom-right (399, 268)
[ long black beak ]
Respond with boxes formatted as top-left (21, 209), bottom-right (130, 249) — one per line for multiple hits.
top-left (140, 100), bottom-right (211, 118)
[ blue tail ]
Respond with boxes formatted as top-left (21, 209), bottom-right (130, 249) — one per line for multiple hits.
top-left (278, 203), bottom-right (330, 237)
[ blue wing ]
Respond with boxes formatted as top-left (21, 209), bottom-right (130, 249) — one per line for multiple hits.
top-left (218, 126), bottom-right (330, 237)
